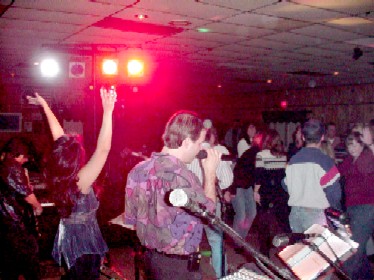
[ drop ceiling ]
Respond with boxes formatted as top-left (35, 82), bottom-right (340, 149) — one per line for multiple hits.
top-left (0, 0), bottom-right (373, 93)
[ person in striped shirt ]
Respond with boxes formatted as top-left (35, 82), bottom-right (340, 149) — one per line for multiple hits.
top-left (187, 124), bottom-right (233, 278)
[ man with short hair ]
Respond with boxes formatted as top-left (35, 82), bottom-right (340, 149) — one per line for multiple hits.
top-left (325, 122), bottom-right (341, 149)
top-left (124, 111), bottom-right (221, 280)
top-left (283, 119), bottom-right (342, 233)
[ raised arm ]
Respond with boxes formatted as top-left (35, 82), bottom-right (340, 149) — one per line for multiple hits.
top-left (76, 87), bottom-right (116, 193)
top-left (27, 93), bottom-right (64, 141)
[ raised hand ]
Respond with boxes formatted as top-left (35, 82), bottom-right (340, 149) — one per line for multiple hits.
top-left (26, 92), bottom-right (47, 106)
top-left (100, 86), bottom-right (117, 113)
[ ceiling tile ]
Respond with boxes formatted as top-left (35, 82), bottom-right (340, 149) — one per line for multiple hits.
top-left (134, 0), bottom-right (239, 21)
top-left (198, 0), bottom-right (279, 11)
top-left (202, 22), bottom-right (274, 38)
top-left (291, 0), bottom-right (374, 16)
top-left (115, 7), bottom-right (211, 28)
top-left (4, 7), bottom-right (100, 25)
top-left (256, 1), bottom-right (347, 22)
top-left (292, 25), bottom-right (364, 41)
top-left (224, 12), bottom-right (310, 31)
top-left (12, 0), bottom-right (124, 16)
top-left (263, 32), bottom-right (330, 46)
top-left (0, 18), bottom-right (82, 33)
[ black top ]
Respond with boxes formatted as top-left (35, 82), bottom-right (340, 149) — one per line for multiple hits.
top-left (0, 159), bottom-right (35, 233)
top-left (228, 146), bottom-right (260, 195)
top-left (287, 142), bottom-right (301, 161)
top-left (254, 150), bottom-right (289, 210)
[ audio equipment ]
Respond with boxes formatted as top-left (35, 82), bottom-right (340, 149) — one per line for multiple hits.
top-left (220, 267), bottom-right (271, 280)
top-left (277, 224), bottom-right (358, 280)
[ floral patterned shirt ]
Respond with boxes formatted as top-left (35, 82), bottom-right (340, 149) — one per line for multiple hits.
top-left (125, 152), bottom-right (214, 255)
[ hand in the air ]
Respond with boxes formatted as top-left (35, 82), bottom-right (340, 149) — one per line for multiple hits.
top-left (26, 92), bottom-right (47, 106)
top-left (100, 86), bottom-right (117, 113)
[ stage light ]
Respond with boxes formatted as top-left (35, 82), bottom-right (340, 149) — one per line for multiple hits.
top-left (127, 59), bottom-right (144, 77)
top-left (40, 59), bottom-right (60, 78)
top-left (280, 100), bottom-right (288, 109)
top-left (135, 14), bottom-right (148, 20)
top-left (102, 59), bottom-right (118, 75)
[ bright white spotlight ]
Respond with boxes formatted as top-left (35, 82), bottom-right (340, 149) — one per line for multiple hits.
top-left (40, 59), bottom-right (60, 78)
top-left (102, 59), bottom-right (118, 75)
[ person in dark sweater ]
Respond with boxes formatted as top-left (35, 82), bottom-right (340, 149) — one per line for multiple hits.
top-left (228, 132), bottom-right (261, 245)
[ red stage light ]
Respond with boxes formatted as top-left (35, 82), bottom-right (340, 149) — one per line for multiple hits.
top-left (280, 100), bottom-right (288, 109)
top-left (127, 59), bottom-right (144, 77)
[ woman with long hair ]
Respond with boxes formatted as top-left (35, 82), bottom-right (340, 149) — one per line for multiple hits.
top-left (254, 129), bottom-right (290, 256)
top-left (229, 130), bottom-right (264, 249)
top-left (237, 122), bottom-right (257, 158)
top-left (339, 132), bottom-right (374, 280)
top-left (287, 124), bottom-right (304, 160)
top-left (27, 88), bottom-right (116, 279)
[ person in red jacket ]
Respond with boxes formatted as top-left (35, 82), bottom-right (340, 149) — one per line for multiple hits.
top-left (339, 132), bottom-right (374, 280)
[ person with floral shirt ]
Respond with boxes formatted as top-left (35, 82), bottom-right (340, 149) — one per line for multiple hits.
top-left (124, 111), bottom-right (221, 280)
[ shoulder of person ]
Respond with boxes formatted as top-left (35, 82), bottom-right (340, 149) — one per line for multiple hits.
top-left (214, 144), bottom-right (230, 155)
top-left (358, 148), bottom-right (374, 166)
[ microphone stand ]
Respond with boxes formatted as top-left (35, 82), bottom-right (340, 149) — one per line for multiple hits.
top-left (186, 203), bottom-right (296, 280)
top-left (216, 187), bottom-right (227, 277)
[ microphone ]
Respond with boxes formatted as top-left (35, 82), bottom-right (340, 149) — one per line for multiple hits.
top-left (169, 188), bottom-right (211, 217)
top-left (325, 208), bottom-right (349, 225)
top-left (325, 208), bottom-right (353, 241)
top-left (196, 150), bottom-right (236, 161)
top-left (272, 233), bottom-right (321, 247)
top-left (169, 188), bottom-right (190, 207)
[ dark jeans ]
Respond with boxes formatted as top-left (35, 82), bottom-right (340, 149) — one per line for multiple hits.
top-left (343, 204), bottom-right (374, 280)
top-left (0, 225), bottom-right (40, 280)
top-left (144, 250), bottom-right (202, 280)
top-left (63, 254), bottom-right (101, 280)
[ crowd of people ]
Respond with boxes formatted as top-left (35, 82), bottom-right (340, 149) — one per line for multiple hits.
top-left (0, 90), bottom-right (373, 280)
